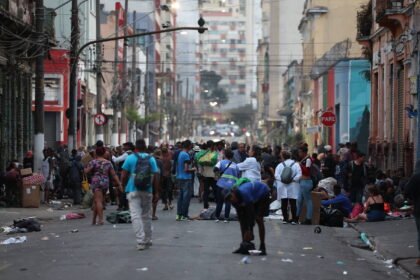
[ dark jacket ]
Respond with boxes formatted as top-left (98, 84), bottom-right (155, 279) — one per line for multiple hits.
top-left (405, 160), bottom-right (420, 217)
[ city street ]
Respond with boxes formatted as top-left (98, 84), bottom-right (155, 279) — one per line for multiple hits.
top-left (0, 200), bottom-right (412, 280)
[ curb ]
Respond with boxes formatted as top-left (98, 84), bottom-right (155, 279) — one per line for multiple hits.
top-left (347, 222), bottom-right (417, 279)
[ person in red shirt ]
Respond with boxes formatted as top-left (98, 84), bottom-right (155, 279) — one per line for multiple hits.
top-left (297, 146), bottom-right (313, 225)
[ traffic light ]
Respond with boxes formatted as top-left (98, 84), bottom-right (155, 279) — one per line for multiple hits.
top-left (198, 17), bottom-right (205, 34)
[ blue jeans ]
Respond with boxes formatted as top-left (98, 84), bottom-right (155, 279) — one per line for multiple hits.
top-left (297, 179), bottom-right (313, 220)
top-left (177, 179), bottom-right (193, 217)
top-left (215, 186), bottom-right (231, 219)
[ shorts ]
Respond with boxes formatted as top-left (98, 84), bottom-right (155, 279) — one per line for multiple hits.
top-left (367, 210), bottom-right (386, 222)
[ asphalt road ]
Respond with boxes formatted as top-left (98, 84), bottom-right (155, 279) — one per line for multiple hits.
top-left (0, 199), bottom-right (411, 280)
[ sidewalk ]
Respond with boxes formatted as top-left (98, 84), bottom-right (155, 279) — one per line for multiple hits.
top-left (350, 218), bottom-right (419, 278)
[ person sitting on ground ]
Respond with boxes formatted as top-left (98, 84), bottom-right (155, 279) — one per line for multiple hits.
top-left (321, 185), bottom-right (352, 217)
top-left (225, 178), bottom-right (271, 256)
top-left (345, 184), bottom-right (386, 223)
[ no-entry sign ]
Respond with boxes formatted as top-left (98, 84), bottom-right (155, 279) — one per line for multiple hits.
top-left (321, 111), bottom-right (336, 127)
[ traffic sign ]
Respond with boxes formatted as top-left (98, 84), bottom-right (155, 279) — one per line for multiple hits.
top-left (94, 113), bottom-right (107, 126)
top-left (321, 111), bottom-right (336, 127)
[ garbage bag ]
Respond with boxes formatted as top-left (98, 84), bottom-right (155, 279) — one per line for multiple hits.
top-left (82, 190), bottom-right (93, 209)
top-left (106, 211), bottom-right (131, 224)
top-left (13, 218), bottom-right (41, 232)
top-left (320, 207), bottom-right (344, 227)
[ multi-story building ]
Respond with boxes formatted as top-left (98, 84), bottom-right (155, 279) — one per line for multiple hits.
top-left (199, 0), bottom-right (251, 111)
top-left (0, 0), bottom-right (50, 170)
top-left (299, 0), bottom-right (369, 151)
top-left (357, 0), bottom-right (420, 175)
top-left (255, 0), bottom-right (304, 144)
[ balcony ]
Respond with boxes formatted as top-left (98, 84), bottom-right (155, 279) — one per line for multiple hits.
top-left (376, 0), bottom-right (413, 35)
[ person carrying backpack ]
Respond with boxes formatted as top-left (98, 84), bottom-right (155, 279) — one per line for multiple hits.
top-left (275, 151), bottom-right (302, 225)
top-left (121, 139), bottom-right (160, 251)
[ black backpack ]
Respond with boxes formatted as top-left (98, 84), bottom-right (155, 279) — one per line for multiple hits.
top-left (133, 154), bottom-right (152, 191)
top-left (320, 207), bottom-right (344, 227)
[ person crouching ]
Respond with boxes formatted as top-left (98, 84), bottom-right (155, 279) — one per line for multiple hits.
top-left (225, 179), bottom-right (271, 256)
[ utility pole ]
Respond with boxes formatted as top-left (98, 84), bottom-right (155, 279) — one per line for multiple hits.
top-left (130, 10), bottom-right (137, 142)
top-left (111, 6), bottom-right (120, 146)
top-left (68, 0), bottom-right (79, 150)
top-left (34, 0), bottom-right (45, 173)
top-left (120, 0), bottom-right (129, 144)
top-left (144, 45), bottom-right (150, 145)
top-left (95, 0), bottom-right (104, 141)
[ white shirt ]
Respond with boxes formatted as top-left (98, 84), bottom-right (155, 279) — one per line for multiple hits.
top-left (275, 159), bottom-right (302, 200)
top-left (237, 157), bottom-right (261, 182)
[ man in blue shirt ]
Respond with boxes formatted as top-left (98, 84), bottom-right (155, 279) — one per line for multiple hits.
top-left (121, 139), bottom-right (159, 251)
top-left (225, 179), bottom-right (271, 255)
top-left (176, 140), bottom-right (196, 221)
top-left (321, 184), bottom-right (352, 217)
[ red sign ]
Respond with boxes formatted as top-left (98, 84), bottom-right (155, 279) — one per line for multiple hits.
top-left (321, 111), bottom-right (336, 127)
top-left (94, 113), bottom-right (107, 126)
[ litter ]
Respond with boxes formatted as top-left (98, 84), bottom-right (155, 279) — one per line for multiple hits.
top-left (113, 225), bottom-right (117, 228)
top-left (314, 226), bottom-right (322, 234)
top-left (317, 255), bottom-right (324, 259)
top-left (281, 258), bottom-right (294, 263)
top-left (70, 229), bottom-right (79, 233)
top-left (1, 236), bottom-right (27, 245)
top-left (343, 271), bottom-right (348, 275)
top-left (300, 254), bottom-right (306, 257)
top-left (302, 247), bottom-right (313, 250)
top-left (356, 258), bottom-right (366, 261)
top-left (383, 259), bottom-right (393, 265)
top-left (60, 213), bottom-right (85, 220)
top-left (249, 250), bottom-right (261, 256)
top-left (13, 218), bottom-right (41, 232)
top-left (240, 256), bottom-right (251, 264)
top-left (266, 215), bottom-right (283, 220)
top-left (41, 236), bottom-right (49, 241)
top-left (261, 257), bottom-right (267, 261)
top-left (46, 208), bottom-right (54, 212)
top-left (336, 261), bottom-right (344, 265)
top-left (360, 233), bottom-right (373, 249)
top-left (277, 251), bottom-right (284, 255)
top-left (6, 228), bottom-right (28, 234)
top-left (408, 245), bottom-right (414, 248)
top-left (136, 267), bottom-right (148, 271)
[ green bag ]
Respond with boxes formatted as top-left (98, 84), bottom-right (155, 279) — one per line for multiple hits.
top-left (197, 151), bottom-right (218, 167)
top-left (106, 211), bottom-right (132, 224)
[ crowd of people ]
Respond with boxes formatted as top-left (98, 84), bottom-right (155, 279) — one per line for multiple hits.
top-left (1, 139), bottom-right (419, 260)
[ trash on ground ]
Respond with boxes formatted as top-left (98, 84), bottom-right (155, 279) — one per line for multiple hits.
top-left (302, 247), bottom-right (313, 250)
top-left (266, 215), bottom-right (283, 220)
top-left (356, 258), bottom-right (366, 261)
top-left (360, 233), bottom-right (373, 249)
top-left (300, 254), bottom-right (306, 257)
top-left (317, 255), bottom-right (324, 259)
top-left (70, 229), bottom-right (79, 233)
top-left (60, 213), bottom-right (85, 220)
top-left (383, 259), bottom-right (393, 265)
top-left (343, 271), bottom-right (348, 275)
top-left (113, 225), bottom-right (117, 228)
top-left (277, 251), bottom-right (284, 255)
top-left (187, 230), bottom-right (194, 233)
top-left (249, 250), bottom-right (261, 256)
top-left (1, 236), bottom-right (27, 245)
top-left (41, 236), bottom-right (49, 240)
top-left (136, 267), bottom-right (148, 271)
top-left (13, 218), bottom-right (41, 232)
top-left (336, 261), bottom-right (345, 265)
top-left (261, 257), bottom-right (267, 261)
top-left (6, 228), bottom-right (28, 234)
top-left (408, 245), bottom-right (414, 248)
top-left (240, 256), bottom-right (251, 264)
top-left (314, 226), bottom-right (322, 234)
top-left (281, 258), bottom-right (294, 263)
top-left (46, 208), bottom-right (54, 212)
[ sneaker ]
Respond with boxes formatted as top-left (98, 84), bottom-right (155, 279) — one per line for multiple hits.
top-left (215, 219), bottom-right (220, 223)
top-left (223, 219), bottom-right (229, 223)
top-left (162, 206), bottom-right (169, 211)
top-left (290, 221), bottom-right (297, 225)
top-left (180, 216), bottom-right (189, 221)
top-left (282, 220), bottom-right (289, 224)
top-left (137, 244), bottom-right (147, 251)
top-left (176, 215), bottom-right (181, 221)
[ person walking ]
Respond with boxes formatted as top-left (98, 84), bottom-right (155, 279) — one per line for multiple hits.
top-left (346, 151), bottom-right (368, 204)
top-left (214, 149), bottom-right (240, 222)
top-left (275, 151), bottom-right (302, 225)
top-left (176, 140), bottom-right (196, 221)
top-left (84, 147), bottom-right (122, 225)
top-left (405, 160), bottom-right (420, 266)
top-left (121, 139), bottom-right (160, 250)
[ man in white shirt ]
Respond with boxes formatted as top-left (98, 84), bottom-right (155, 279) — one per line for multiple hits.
top-left (275, 151), bottom-right (302, 224)
top-left (237, 145), bottom-right (262, 182)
